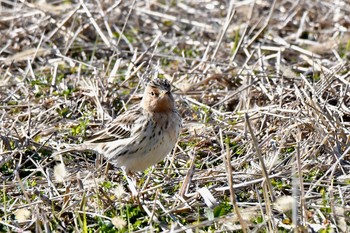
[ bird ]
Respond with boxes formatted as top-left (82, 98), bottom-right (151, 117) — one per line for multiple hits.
top-left (53, 78), bottom-right (182, 174)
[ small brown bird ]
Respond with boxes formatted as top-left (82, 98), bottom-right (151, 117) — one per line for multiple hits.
top-left (54, 78), bottom-right (182, 173)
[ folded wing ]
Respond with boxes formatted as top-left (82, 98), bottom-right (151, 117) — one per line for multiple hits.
top-left (87, 107), bottom-right (143, 143)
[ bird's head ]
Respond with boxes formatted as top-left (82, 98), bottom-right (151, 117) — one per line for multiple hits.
top-left (141, 78), bottom-right (175, 113)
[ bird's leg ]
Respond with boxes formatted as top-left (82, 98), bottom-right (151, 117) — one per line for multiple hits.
top-left (95, 153), bottom-right (102, 170)
top-left (122, 168), bottom-right (139, 202)
top-left (101, 159), bottom-right (111, 178)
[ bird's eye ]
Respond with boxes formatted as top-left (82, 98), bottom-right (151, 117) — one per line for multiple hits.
top-left (150, 91), bottom-right (159, 97)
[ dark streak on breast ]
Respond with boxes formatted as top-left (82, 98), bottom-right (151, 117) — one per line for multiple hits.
top-left (119, 150), bottom-right (129, 156)
top-left (134, 126), bottom-right (142, 135)
top-left (113, 145), bottom-right (122, 151)
top-left (128, 148), bottom-right (140, 154)
top-left (140, 136), bottom-right (147, 144)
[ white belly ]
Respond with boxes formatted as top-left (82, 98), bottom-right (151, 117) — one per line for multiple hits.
top-left (106, 114), bottom-right (181, 172)
top-left (115, 130), bottom-right (179, 171)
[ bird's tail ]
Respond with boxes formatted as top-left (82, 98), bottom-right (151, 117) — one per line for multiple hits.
top-left (51, 143), bottom-right (95, 159)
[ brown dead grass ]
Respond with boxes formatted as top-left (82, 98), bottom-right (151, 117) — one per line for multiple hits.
top-left (1, 0), bottom-right (350, 232)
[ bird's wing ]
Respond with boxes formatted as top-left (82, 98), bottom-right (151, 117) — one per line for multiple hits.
top-left (87, 106), bottom-right (143, 143)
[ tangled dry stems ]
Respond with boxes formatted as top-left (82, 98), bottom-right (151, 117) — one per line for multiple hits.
top-left (1, 0), bottom-right (350, 232)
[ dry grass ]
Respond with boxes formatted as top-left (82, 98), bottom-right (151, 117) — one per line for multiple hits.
top-left (1, 0), bottom-right (350, 232)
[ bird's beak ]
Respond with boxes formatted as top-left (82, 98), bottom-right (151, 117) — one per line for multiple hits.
top-left (159, 90), bottom-right (168, 98)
